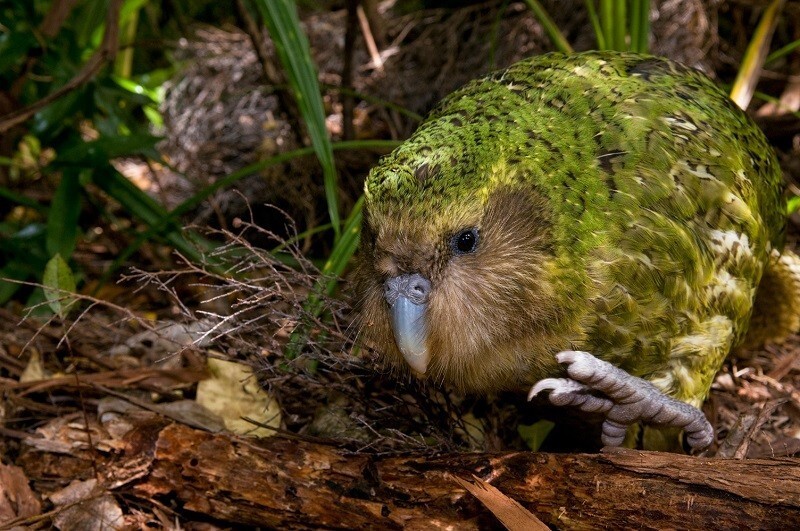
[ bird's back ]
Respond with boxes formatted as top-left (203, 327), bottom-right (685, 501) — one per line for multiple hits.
top-left (430, 52), bottom-right (785, 404)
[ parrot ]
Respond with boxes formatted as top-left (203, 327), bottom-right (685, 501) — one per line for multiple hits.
top-left (354, 50), bottom-right (799, 451)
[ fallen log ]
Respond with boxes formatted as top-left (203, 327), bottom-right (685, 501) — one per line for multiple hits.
top-left (109, 422), bottom-right (800, 529)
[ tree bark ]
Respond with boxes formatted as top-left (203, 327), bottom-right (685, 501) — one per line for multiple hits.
top-left (110, 423), bottom-right (800, 529)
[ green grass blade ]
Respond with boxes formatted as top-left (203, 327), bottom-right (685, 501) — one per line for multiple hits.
top-left (0, 186), bottom-right (46, 212)
top-left (104, 140), bottom-right (401, 281)
top-left (0, 261), bottom-right (28, 304)
top-left (613, 0), bottom-right (627, 50)
top-left (172, 140), bottom-right (399, 226)
top-left (751, 90), bottom-right (800, 118)
top-left (46, 168), bottom-right (82, 258)
top-left (321, 194), bottom-right (363, 296)
top-left (630, 0), bottom-right (640, 52)
top-left (270, 223), bottom-right (332, 254)
top-left (91, 165), bottom-right (209, 265)
top-left (633, 0), bottom-right (650, 53)
top-left (600, 0), bottom-right (613, 51)
top-left (765, 38), bottom-right (800, 66)
top-left (522, 0), bottom-right (573, 54)
top-left (93, 166), bottom-right (176, 229)
top-left (489, 0), bottom-right (513, 67)
top-left (585, 1), bottom-right (606, 50)
top-left (114, 0), bottom-right (148, 78)
top-left (253, 0), bottom-right (341, 241)
top-left (729, 0), bottom-right (786, 110)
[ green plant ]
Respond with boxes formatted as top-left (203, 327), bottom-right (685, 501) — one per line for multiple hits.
top-left (0, 0), bottom-right (205, 308)
top-left (252, 0), bottom-right (341, 241)
top-left (523, 0), bottom-right (651, 53)
top-left (729, 0), bottom-right (785, 110)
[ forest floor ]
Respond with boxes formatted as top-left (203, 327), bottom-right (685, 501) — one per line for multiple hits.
top-left (2, 1), bottom-right (800, 528)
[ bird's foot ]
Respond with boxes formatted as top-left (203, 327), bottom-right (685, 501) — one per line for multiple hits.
top-left (528, 351), bottom-right (713, 449)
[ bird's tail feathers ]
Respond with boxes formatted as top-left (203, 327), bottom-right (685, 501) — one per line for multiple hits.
top-left (740, 248), bottom-right (800, 349)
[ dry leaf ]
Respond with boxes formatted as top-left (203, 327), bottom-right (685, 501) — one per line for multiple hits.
top-left (19, 350), bottom-right (48, 383)
top-left (49, 479), bottom-right (124, 531)
top-left (196, 358), bottom-right (281, 437)
top-left (0, 462), bottom-right (41, 523)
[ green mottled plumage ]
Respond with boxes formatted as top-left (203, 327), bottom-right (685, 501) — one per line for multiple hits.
top-left (356, 51), bottom-right (786, 415)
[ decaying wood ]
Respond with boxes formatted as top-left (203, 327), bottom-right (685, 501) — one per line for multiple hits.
top-left (76, 422), bottom-right (800, 529)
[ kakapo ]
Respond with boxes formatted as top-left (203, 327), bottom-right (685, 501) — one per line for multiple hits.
top-left (354, 51), bottom-right (799, 450)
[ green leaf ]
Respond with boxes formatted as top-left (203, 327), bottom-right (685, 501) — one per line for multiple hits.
top-left (77, 0), bottom-right (114, 49)
top-left (31, 89), bottom-right (85, 140)
top-left (0, 186), bottom-right (46, 212)
top-left (786, 195), bottom-right (800, 216)
top-left (56, 134), bottom-right (161, 165)
top-left (112, 75), bottom-right (161, 103)
top-left (43, 254), bottom-right (77, 318)
top-left (584, 1), bottom-right (606, 50)
top-left (518, 420), bottom-right (555, 452)
top-left (765, 37), bottom-right (800, 66)
top-left (93, 79), bottom-right (154, 137)
top-left (46, 169), bottom-right (82, 257)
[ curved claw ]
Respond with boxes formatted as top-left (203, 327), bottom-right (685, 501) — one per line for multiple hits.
top-left (527, 378), bottom-right (586, 401)
top-left (529, 378), bottom-right (615, 413)
top-left (530, 350), bottom-right (714, 450)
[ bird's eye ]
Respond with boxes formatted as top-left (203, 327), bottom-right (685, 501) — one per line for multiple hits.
top-left (451, 228), bottom-right (479, 255)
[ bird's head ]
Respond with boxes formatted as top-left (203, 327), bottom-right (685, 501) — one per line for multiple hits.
top-left (355, 112), bottom-right (564, 393)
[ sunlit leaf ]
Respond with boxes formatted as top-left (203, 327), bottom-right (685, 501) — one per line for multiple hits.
top-left (196, 358), bottom-right (282, 437)
top-left (787, 195), bottom-right (800, 215)
top-left (43, 254), bottom-right (77, 318)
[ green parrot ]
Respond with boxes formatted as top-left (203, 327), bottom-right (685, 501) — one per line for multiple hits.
top-left (354, 51), bottom-right (798, 450)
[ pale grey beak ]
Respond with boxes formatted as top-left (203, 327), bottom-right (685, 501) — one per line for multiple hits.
top-left (384, 273), bottom-right (431, 374)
